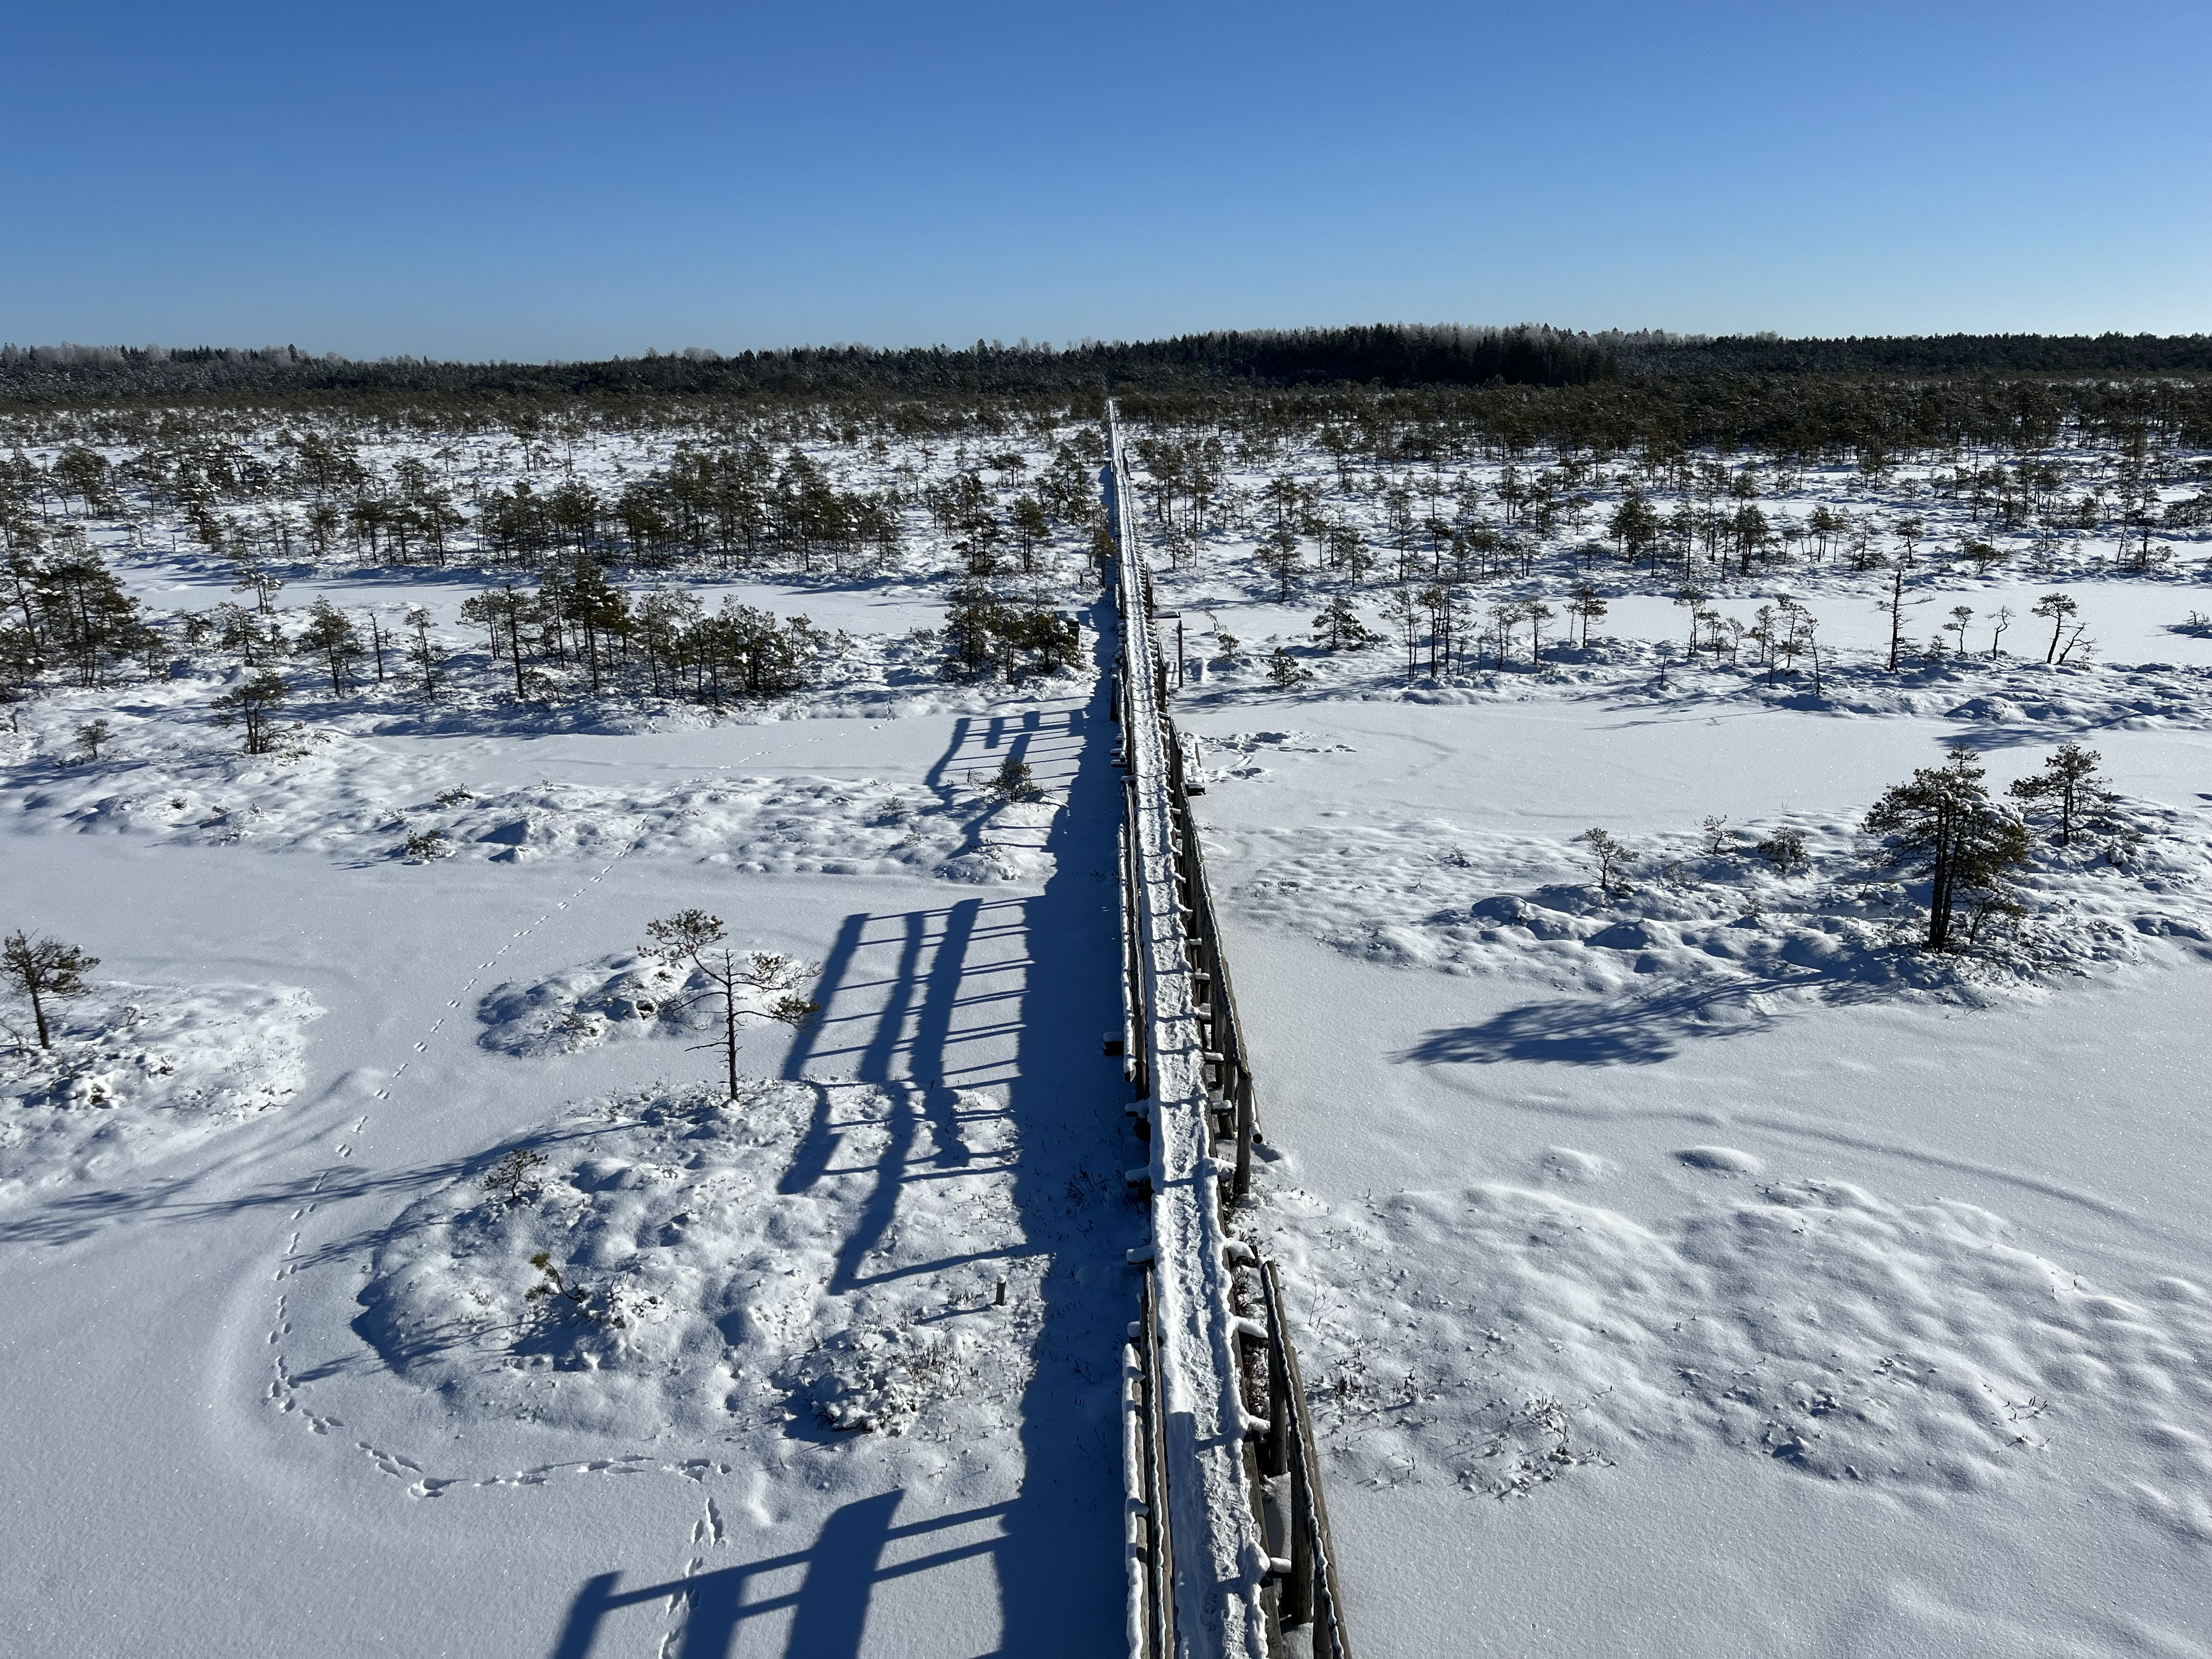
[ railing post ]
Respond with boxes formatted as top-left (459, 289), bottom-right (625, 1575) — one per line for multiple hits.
top-left (1262, 1270), bottom-right (1290, 1482)
top-left (1286, 1434), bottom-right (1315, 1627)
top-left (1233, 1072), bottom-right (1254, 1202)
top-left (1131, 1271), bottom-right (1175, 1658)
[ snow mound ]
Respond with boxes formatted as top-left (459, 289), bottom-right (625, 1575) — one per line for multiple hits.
top-left (473, 953), bottom-right (715, 1057)
top-left (1538, 1146), bottom-right (1612, 1183)
top-left (1227, 797), bottom-right (2212, 1040)
top-left (1676, 1146), bottom-right (1764, 1175)
top-left (9, 733), bottom-right (1056, 882)
top-left (1254, 1173), bottom-right (2212, 1518)
top-left (0, 985), bottom-right (318, 1204)
top-left (355, 1078), bottom-right (1036, 1440)
top-left (785, 1323), bottom-right (974, 1435)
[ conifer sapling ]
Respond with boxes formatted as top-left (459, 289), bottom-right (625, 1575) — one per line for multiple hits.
top-left (641, 910), bottom-right (821, 1102)
top-left (2, 930), bottom-right (99, 1050)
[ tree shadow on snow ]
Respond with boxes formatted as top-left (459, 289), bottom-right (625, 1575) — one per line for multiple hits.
top-left (1401, 967), bottom-right (1894, 1068)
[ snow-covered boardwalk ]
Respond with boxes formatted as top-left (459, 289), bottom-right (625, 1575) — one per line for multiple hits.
top-left (1108, 413), bottom-right (1355, 1659)
top-left (1109, 419), bottom-right (1273, 1659)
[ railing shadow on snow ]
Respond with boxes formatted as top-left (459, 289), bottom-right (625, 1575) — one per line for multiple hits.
top-left (549, 1491), bottom-right (1009, 1659)
top-left (762, 607), bottom-right (1130, 1650)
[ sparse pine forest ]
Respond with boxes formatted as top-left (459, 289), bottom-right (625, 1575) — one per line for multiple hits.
top-left (6, 330), bottom-right (2212, 1659)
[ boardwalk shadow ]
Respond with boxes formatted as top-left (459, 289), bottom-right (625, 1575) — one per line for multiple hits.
top-left (767, 600), bottom-right (1127, 1649)
top-left (992, 595), bottom-right (1127, 1653)
top-left (550, 1491), bottom-right (1010, 1658)
top-left (776, 688), bottom-right (1093, 1301)
top-left (777, 895), bottom-right (1020, 1292)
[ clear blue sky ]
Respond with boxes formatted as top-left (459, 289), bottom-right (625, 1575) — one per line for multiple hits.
top-left (4, 0), bottom-right (2207, 359)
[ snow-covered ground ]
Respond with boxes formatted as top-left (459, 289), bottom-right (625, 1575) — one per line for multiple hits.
top-left (5, 408), bottom-right (2210, 1655)
top-left (0, 703), bottom-right (1139, 1656)
top-left (1, 980), bottom-right (318, 1205)
top-left (1134, 434), bottom-right (2212, 1656)
top-left (0, 424), bottom-right (1141, 1656)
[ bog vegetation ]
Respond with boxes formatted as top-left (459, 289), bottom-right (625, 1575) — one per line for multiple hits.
top-left (2, 326), bottom-right (2208, 961)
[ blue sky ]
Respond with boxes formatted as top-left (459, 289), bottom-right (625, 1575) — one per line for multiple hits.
top-left (3, 1), bottom-right (2207, 359)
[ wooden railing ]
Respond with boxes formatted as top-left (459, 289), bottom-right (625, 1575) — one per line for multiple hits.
top-left (1123, 1267), bottom-right (1176, 1657)
top-left (1107, 405), bottom-right (1354, 1659)
top-left (1255, 1262), bottom-right (1355, 1657)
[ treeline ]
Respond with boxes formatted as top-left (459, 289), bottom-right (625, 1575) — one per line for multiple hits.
top-left (7, 327), bottom-right (2212, 414)
top-left (15, 374), bottom-right (2208, 475)
top-left (0, 325), bottom-right (1617, 407)
top-left (1607, 332), bottom-right (2212, 377)
top-left (1116, 374), bottom-right (2212, 464)
top-left (1115, 325), bottom-right (1618, 387)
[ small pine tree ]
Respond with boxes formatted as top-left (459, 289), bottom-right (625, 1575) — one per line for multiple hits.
top-left (2, 930), bottom-right (99, 1049)
top-left (1523, 599), bottom-right (1556, 665)
top-left (1753, 827), bottom-right (1807, 872)
top-left (1577, 828), bottom-right (1634, 896)
top-left (1311, 591), bottom-right (1379, 652)
top-left (1565, 584), bottom-right (1608, 647)
top-left (211, 672), bottom-right (289, 754)
top-left (2032, 592), bottom-right (2078, 664)
top-left (297, 599), bottom-right (365, 696)
top-left (404, 606), bottom-right (443, 700)
top-left (986, 756), bottom-right (1041, 800)
top-left (483, 1148), bottom-right (548, 1206)
top-left (459, 584), bottom-right (537, 699)
top-left (1255, 526), bottom-right (1303, 601)
top-left (1864, 749), bottom-right (2032, 950)
top-left (2007, 743), bottom-right (2108, 848)
top-left (74, 719), bottom-right (113, 763)
top-left (642, 911), bottom-right (820, 1101)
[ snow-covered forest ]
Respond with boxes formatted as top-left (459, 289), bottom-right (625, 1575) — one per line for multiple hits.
top-left (3, 374), bottom-right (2210, 1656)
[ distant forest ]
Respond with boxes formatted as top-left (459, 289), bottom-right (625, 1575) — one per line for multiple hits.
top-left (7, 326), bottom-right (2212, 458)
top-left (5, 325), bottom-right (2210, 409)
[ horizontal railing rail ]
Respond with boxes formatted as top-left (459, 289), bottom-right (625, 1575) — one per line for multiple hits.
top-left (1108, 404), bottom-right (1353, 1659)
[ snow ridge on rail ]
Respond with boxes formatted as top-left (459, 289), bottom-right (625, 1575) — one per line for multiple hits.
top-left (1107, 409), bottom-right (1273, 1659)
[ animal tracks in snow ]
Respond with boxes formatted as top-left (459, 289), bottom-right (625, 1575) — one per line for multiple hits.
top-left (258, 838), bottom-right (652, 1496)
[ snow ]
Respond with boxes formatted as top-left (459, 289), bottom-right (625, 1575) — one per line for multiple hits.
top-left (0, 421), bottom-right (1139, 1657)
top-left (1215, 788), bottom-right (2212, 1015)
top-left (1, 981), bottom-right (318, 1204)
top-left (354, 1077), bottom-right (1039, 1443)
top-left (1136, 435), bottom-right (2212, 1656)
top-left (1, 750), bottom-right (1139, 1654)
top-left (473, 953), bottom-right (722, 1057)
top-left (5, 405), bottom-right (2210, 1656)
top-left (1219, 928), bottom-right (2212, 1654)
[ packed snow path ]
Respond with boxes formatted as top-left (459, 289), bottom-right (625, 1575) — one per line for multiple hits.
top-left (0, 645), bottom-right (1137, 1655)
